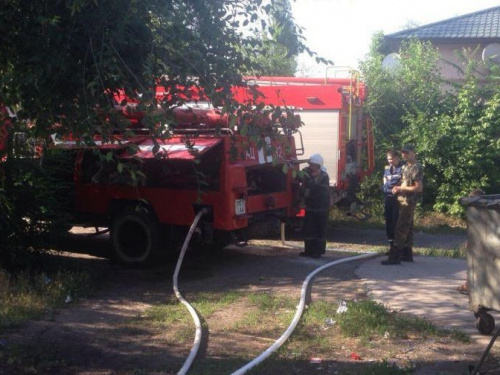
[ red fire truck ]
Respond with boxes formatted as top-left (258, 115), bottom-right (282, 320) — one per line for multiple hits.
top-left (49, 101), bottom-right (301, 266)
top-left (234, 71), bottom-right (375, 211)
top-left (8, 71), bottom-right (374, 266)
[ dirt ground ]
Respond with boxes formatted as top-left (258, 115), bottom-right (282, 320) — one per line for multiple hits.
top-left (1, 226), bottom-right (498, 375)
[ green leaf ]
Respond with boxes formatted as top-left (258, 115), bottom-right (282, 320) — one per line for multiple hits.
top-left (240, 124), bottom-right (248, 137)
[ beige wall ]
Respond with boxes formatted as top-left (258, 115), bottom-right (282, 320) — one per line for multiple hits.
top-left (385, 39), bottom-right (499, 85)
top-left (435, 43), bottom-right (491, 82)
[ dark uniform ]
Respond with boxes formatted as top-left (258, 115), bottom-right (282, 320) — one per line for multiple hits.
top-left (383, 161), bottom-right (403, 244)
top-left (302, 167), bottom-right (330, 257)
top-left (393, 162), bottom-right (423, 261)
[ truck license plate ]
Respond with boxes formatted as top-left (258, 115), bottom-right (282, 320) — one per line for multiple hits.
top-left (235, 199), bottom-right (246, 215)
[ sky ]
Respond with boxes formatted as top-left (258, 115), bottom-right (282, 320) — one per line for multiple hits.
top-left (291, 0), bottom-right (500, 77)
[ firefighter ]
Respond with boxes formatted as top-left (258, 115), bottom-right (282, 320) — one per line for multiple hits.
top-left (382, 145), bottom-right (423, 265)
top-left (300, 153), bottom-right (330, 258)
top-left (382, 149), bottom-right (403, 250)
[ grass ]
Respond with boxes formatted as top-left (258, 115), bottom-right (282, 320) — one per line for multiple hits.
top-left (330, 300), bottom-right (469, 343)
top-left (328, 205), bottom-right (468, 260)
top-left (139, 291), bottom-right (297, 337)
top-left (415, 210), bottom-right (466, 234)
top-left (357, 360), bottom-right (412, 374)
top-left (0, 257), bottom-right (92, 374)
top-left (144, 290), bottom-right (469, 373)
top-left (247, 292), bottom-right (297, 311)
top-left (191, 291), bottom-right (242, 315)
top-left (2, 282), bottom-right (469, 374)
top-left (0, 341), bottom-right (68, 373)
top-left (0, 212), bottom-right (473, 374)
top-left (1, 272), bottom-right (472, 375)
top-left (243, 297), bottom-right (467, 374)
top-left (0, 266), bottom-right (91, 329)
top-left (232, 293), bottom-right (297, 335)
top-left (138, 291), bottom-right (245, 343)
top-left (142, 291), bottom-right (244, 327)
top-left (289, 299), bottom-right (469, 350)
top-left (367, 246), bottom-right (467, 259)
top-left (329, 205), bottom-right (467, 235)
top-left (415, 246), bottom-right (467, 258)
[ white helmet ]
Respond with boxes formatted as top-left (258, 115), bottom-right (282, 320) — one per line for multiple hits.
top-left (308, 153), bottom-right (324, 167)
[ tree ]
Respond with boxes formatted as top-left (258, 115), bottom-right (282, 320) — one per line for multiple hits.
top-left (0, 0), bottom-right (313, 137)
top-left (404, 59), bottom-right (500, 214)
top-left (241, 0), bottom-right (300, 76)
top-left (0, 0), bottom-right (316, 269)
top-left (358, 34), bottom-right (444, 209)
top-left (360, 33), bottom-right (443, 152)
top-left (244, 33), bottom-right (298, 76)
top-left (360, 34), bottom-right (500, 215)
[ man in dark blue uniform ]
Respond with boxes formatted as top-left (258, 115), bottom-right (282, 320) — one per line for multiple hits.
top-left (382, 149), bottom-right (403, 251)
top-left (300, 154), bottom-right (330, 258)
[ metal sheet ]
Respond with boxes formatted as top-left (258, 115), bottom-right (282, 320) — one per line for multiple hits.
top-left (293, 110), bottom-right (340, 186)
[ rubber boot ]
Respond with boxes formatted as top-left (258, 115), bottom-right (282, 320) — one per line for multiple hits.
top-left (401, 247), bottom-right (414, 262)
top-left (381, 246), bottom-right (401, 265)
top-left (301, 239), bottom-right (314, 257)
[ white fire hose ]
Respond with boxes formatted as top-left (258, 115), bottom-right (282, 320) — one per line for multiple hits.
top-left (173, 208), bottom-right (208, 375)
top-left (230, 252), bottom-right (378, 375)
top-left (174, 211), bottom-right (378, 375)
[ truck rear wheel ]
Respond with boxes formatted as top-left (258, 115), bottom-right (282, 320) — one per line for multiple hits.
top-left (111, 210), bottom-right (160, 267)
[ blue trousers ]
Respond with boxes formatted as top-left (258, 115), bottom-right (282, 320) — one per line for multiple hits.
top-left (384, 195), bottom-right (399, 241)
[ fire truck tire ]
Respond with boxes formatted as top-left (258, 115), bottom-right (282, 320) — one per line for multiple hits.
top-left (111, 210), bottom-right (161, 266)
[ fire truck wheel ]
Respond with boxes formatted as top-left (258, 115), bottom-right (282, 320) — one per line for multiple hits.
top-left (111, 210), bottom-right (160, 266)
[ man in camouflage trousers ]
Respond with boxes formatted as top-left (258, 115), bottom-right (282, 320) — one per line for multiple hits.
top-left (381, 145), bottom-right (423, 265)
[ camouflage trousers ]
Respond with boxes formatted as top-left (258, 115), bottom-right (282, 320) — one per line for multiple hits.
top-left (393, 199), bottom-right (416, 251)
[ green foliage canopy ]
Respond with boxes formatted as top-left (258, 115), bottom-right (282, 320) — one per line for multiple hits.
top-left (242, 0), bottom-right (301, 76)
top-left (360, 33), bottom-right (500, 215)
top-left (360, 34), bottom-right (444, 150)
top-left (0, 0), bottom-right (311, 139)
top-left (0, 0), bottom-right (316, 270)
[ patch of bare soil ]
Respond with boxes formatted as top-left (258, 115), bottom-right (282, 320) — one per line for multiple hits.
top-left (1, 227), bottom-right (498, 375)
